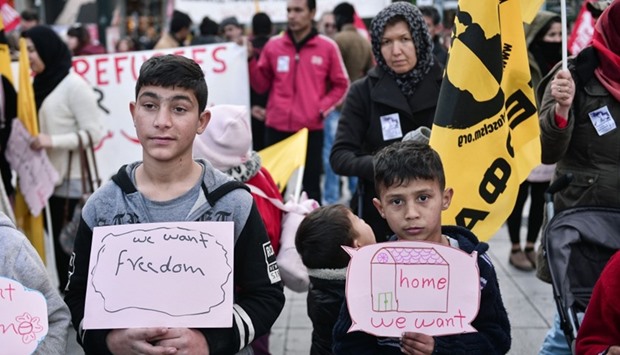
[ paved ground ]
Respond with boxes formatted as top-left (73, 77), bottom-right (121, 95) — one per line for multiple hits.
top-left (57, 223), bottom-right (555, 354)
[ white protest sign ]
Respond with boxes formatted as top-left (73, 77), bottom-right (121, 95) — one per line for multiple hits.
top-left (344, 241), bottom-right (480, 337)
top-left (84, 221), bottom-right (234, 329)
top-left (5, 119), bottom-right (59, 216)
top-left (0, 277), bottom-right (49, 354)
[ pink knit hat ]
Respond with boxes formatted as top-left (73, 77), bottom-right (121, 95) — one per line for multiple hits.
top-left (194, 104), bottom-right (252, 171)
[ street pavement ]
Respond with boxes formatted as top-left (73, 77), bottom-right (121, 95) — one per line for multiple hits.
top-left (58, 223), bottom-right (555, 355)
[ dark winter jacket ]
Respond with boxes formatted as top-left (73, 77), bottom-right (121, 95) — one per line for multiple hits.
top-left (332, 226), bottom-right (511, 354)
top-left (330, 64), bottom-right (443, 241)
top-left (538, 47), bottom-right (620, 213)
top-left (64, 160), bottom-right (285, 355)
top-left (307, 268), bottom-right (347, 355)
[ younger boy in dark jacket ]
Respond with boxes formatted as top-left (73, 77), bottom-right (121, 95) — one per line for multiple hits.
top-left (332, 141), bottom-right (511, 354)
top-left (296, 204), bottom-right (376, 355)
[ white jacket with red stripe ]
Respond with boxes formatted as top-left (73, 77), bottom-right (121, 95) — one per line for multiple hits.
top-left (249, 29), bottom-right (349, 133)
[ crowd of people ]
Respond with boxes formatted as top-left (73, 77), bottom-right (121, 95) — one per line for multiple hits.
top-left (0, 0), bottom-right (619, 354)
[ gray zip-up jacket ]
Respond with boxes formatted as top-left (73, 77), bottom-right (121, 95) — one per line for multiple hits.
top-left (65, 160), bottom-right (285, 354)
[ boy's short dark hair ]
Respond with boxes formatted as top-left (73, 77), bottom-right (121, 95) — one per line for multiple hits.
top-left (170, 10), bottom-right (192, 34)
top-left (295, 204), bottom-right (357, 269)
top-left (419, 6), bottom-right (441, 26)
top-left (373, 141), bottom-right (446, 195)
top-left (135, 55), bottom-right (208, 112)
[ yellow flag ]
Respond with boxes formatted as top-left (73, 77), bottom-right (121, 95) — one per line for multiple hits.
top-left (0, 16), bottom-right (13, 84)
top-left (429, 0), bottom-right (541, 241)
top-left (521, 0), bottom-right (545, 24)
top-left (17, 38), bottom-right (38, 134)
top-left (14, 37), bottom-right (45, 262)
top-left (258, 128), bottom-right (308, 193)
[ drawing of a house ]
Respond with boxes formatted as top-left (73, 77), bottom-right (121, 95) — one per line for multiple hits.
top-left (371, 247), bottom-right (449, 313)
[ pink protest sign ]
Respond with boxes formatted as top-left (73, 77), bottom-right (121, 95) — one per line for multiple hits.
top-left (344, 241), bottom-right (480, 337)
top-left (0, 277), bottom-right (49, 354)
top-left (84, 221), bottom-right (234, 329)
top-left (5, 120), bottom-right (59, 216)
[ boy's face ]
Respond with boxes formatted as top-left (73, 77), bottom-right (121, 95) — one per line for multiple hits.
top-left (372, 178), bottom-right (453, 244)
top-left (130, 85), bottom-right (209, 164)
top-left (347, 210), bottom-right (376, 247)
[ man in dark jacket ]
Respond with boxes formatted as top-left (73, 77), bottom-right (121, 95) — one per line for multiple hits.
top-left (419, 6), bottom-right (448, 68)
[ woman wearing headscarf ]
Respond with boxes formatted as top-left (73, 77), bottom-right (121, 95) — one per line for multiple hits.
top-left (330, 2), bottom-right (443, 242)
top-left (22, 26), bottom-right (104, 293)
top-left (536, 2), bottom-right (620, 354)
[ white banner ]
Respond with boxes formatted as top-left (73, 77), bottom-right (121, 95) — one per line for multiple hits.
top-left (10, 43), bottom-right (249, 183)
top-left (175, 0), bottom-right (391, 24)
top-left (70, 43), bottom-right (249, 180)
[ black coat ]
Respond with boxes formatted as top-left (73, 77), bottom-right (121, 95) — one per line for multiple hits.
top-left (330, 64), bottom-right (443, 241)
top-left (307, 275), bottom-right (346, 355)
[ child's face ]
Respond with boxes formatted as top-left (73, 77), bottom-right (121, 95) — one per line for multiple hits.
top-left (347, 210), bottom-right (376, 247)
top-left (372, 178), bottom-right (453, 244)
top-left (130, 85), bottom-right (209, 164)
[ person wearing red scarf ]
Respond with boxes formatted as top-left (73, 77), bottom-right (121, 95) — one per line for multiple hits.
top-left (536, 2), bottom-right (620, 354)
top-left (591, 2), bottom-right (620, 102)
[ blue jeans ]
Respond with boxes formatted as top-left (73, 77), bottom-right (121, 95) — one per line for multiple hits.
top-left (323, 110), bottom-right (341, 204)
top-left (539, 312), bottom-right (583, 355)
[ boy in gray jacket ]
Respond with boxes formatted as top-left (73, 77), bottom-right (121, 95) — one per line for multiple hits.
top-left (65, 55), bottom-right (285, 354)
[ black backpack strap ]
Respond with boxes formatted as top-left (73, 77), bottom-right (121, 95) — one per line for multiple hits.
top-left (206, 180), bottom-right (250, 206)
top-left (111, 165), bottom-right (138, 193)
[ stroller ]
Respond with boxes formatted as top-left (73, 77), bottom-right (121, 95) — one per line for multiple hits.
top-left (543, 174), bottom-right (620, 350)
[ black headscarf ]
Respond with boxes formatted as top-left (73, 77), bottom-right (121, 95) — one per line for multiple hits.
top-left (370, 2), bottom-right (434, 97)
top-left (21, 26), bottom-right (72, 109)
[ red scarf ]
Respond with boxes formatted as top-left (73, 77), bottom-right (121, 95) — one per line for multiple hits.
top-left (592, 2), bottom-right (620, 101)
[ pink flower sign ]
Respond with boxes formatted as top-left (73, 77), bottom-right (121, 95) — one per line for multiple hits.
top-left (0, 277), bottom-right (49, 354)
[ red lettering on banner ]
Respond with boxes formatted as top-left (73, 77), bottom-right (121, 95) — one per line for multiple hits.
top-left (191, 47), bottom-right (207, 66)
top-left (70, 46), bottom-right (234, 87)
top-left (131, 56), bottom-right (139, 81)
top-left (114, 55), bottom-right (129, 83)
top-left (212, 46), bottom-right (227, 73)
top-left (95, 57), bottom-right (109, 86)
top-left (73, 58), bottom-right (89, 79)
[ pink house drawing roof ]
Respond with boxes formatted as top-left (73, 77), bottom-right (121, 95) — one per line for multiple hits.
top-left (371, 247), bottom-right (448, 265)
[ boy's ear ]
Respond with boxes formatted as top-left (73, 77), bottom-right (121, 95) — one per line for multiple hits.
top-left (442, 187), bottom-right (454, 210)
top-left (372, 197), bottom-right (385, 219)
top-left (197, 109), bottom-right (211, 134)
top-left (129, 102), bottom-right (136, 126)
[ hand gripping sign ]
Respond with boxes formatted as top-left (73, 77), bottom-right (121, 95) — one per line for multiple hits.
top-left (344, 241), bottom-right (480, 337)
top-left (0, 277), bottom-right (49, 354)
top-left (84, 222), bottom-right (234, 329)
